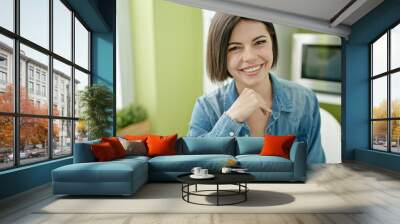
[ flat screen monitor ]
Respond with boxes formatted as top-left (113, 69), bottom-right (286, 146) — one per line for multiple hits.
top-left (301, 45), bottom-right (341, 83)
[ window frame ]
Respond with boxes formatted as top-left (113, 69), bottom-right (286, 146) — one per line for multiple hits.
top-left (0, 0), bottom-right (92, 171)
top-left (370, 20), bottom-right (400, 154)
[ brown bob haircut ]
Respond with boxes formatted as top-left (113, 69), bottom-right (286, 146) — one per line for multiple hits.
top-left (207, 13), bottom-right (278, 83)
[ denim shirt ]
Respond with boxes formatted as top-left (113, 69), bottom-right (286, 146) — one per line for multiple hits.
top-left (188, 73), bottom-right (325, 164)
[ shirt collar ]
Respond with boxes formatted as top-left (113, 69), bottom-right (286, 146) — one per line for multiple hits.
top-left (223, 73), bottom-right (293, 114)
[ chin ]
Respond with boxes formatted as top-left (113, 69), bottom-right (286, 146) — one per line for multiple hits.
top-left (239, 72), bottom-right (266, 87)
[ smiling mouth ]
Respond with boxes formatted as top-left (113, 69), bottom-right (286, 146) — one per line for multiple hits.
top-left (240, 64), bottom-right (263, 74)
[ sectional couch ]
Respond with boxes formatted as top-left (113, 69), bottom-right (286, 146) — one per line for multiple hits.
top-left (52, 137), bottom-right (306, 196)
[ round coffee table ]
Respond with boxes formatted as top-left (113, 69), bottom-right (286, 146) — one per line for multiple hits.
top-left (177, 172), bottom-right (255, 206)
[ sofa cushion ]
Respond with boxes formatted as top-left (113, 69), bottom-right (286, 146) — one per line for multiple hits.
top-left (101, 137), bottom-right (127, 158)
top-left (52, 159), bottom-right (147, 183)
top-left (73, 139), bottom-right (101, 163)
top-left (114, 155), bottom-right (150, 163)
top-left (118, 138), bottom-right (147, 156)
top-left (147, 134), bottom-right (178, 157)
top-left (236, 155), bottom-right (293, 172)
top-left (177, 137), bottom-right (235, 155)
top-left (236, 137), bottom-right (263, 155)
top-left (260, 134), bottom-right (296, 159)
top-left (148, 154), bottom-right (235, 172)
top-left (124, 135), bottom-right (149, 141)
top-left (91, 142), bottom-right (118, 161)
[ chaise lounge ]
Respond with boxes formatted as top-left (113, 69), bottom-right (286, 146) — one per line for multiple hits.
top-left (52, 137), bottom-right (306, 196)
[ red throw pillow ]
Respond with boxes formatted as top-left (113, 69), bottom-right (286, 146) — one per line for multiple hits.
top-left (124, 135), bottom-right (149, 141)
top-left (101, 137), bottom-right (127, 158)
top-left (146, 134), bottom-right (178, 157)
top-left (259, 134), bottom-right (296, 159)
top-left (91, 142), bottom-right (117, 161)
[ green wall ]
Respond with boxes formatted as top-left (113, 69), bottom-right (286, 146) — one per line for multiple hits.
top-left (319, 103), bottom-right (341, 123)
top-left (130, 0), bottom-right (203, 136)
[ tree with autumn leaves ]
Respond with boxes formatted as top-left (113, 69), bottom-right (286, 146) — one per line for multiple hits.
top-left (372, 99), bottom-right (400, 142)
top-left (0, 84), bottom-right (59, 151)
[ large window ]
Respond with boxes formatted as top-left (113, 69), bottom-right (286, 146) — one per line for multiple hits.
top-left (371, 23), bottom-right (400, 154)
top-left (0, 0), bottom-right (91, 171)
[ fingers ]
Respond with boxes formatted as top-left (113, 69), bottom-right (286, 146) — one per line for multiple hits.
top-left (237, 88), bottom-right (272, 117)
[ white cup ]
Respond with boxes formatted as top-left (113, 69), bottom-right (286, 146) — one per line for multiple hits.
top-left (221, 167), bottom-right (232, 174)
top-left (191, 167), bottom-right (202, 176)
top-left (200, 169), bottom-right (208, 176)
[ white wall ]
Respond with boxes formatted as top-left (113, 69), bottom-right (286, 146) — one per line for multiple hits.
top-left (116, 0), bottom-right (135, 110)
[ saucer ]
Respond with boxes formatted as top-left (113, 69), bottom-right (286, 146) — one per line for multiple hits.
top-left (190, 174), bottom-right (215, 179)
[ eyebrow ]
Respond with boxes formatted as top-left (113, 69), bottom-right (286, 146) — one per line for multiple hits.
top-left (228, 35), bottom-right (267, 46)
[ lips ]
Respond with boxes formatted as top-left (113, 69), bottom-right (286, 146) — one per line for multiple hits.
top-left (240, 63), bottom-right (263, 75)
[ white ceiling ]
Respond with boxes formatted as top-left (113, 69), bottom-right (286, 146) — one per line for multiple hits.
top-left (166, 0), bottom-right (384, 38)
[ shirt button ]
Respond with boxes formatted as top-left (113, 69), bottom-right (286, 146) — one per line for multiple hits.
top-left (229, 132), bottom-right (234, 136)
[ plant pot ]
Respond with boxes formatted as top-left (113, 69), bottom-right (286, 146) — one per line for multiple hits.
top-left (116, 119), bottom-right (151, 136)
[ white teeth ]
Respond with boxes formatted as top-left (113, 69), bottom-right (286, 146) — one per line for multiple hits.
top-left (243, 65), bottom-right (261, 73)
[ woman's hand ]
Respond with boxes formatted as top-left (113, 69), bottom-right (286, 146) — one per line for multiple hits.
top-left (226, 88), bottom-right (272, 123)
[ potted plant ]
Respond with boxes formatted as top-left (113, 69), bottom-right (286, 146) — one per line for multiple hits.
top-left (79, 84), bottom-right (113, 140)
top-left (116, 104), bottom-right (150, 136)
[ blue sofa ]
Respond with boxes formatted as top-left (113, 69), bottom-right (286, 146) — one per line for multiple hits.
top-left (52, 137), bottom-right (306, 196)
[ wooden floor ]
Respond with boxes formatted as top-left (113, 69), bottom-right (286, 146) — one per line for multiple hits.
top-left (1, 162), bottom-right (400, 224)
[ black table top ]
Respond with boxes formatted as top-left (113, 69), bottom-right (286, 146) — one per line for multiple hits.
top-left (177, 172), bottom-right (255, 185)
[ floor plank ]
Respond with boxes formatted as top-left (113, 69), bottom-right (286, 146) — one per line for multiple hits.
top-left (1, 162), bottom-right (400, 224)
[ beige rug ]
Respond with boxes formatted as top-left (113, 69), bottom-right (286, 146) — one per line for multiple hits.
top-left (37, 183), bottom-right (362, 214)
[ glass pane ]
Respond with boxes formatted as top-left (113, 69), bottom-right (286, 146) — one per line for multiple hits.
top-left (53, 0), bottom-right (72, 60)
top-left (391, 120), bottom-right (400, 153)
top-left (0, 34), bottom-right (14, 112)
top-left (391, 72), bottom-right (400, 118)
top-left (0, 116), bottom-right (13, 170)
top-left (20, 117), bottom-right (49, 165)
top-left (372, 77), bottom-right (387, 119)
top-left (372, 33), bottom-right (387, 76)
top-left (391, 24), bottom-right (400, 70)
top-left (20, 0), bottom-right (49, 49)
top-left (74, 17), bottom-right (89, 70)
top-left (74, 69), bottom-right (89, 118)
top-left (75, 120), bottom-right (88, 143)
top-left (53, 59), bottom-right (72, 117)
top-left (372, 121), bottom-right (388, 151)
top-left (20, 44), bottom-right (49, 115)
top-left (53, 119), bottom-right (72, 158)
top-left (0, 0), bottom-right (14, 31)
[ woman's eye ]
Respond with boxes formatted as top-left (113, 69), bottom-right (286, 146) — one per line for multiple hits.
top-left (228, 46), bottom-right (240, 52)
top-left (255, 40), bottom-right (266, 45)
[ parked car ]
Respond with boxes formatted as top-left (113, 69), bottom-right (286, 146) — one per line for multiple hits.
top-left (8, 150), bottom-right (32, 160)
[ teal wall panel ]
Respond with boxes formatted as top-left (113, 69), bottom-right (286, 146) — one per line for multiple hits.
top-left (344, 0), bottom-right (400, 171)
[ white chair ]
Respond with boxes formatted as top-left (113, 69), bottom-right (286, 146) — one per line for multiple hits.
top-left (319, 107), bottom-right (342, 163)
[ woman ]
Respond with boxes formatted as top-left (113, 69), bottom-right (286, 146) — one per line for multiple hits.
top-left (188, 13), bottom-right (325, 164)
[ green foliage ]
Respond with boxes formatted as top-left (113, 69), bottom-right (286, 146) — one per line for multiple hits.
top-left (79, 84), bottom-right (113, 140)
top-left (117, 104), bottom-right (148, 130)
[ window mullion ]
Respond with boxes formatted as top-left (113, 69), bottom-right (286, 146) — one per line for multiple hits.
top-left (49, 0), bottom-right (53, 160)
top-left (13, 0), bottom-right (20, 167)
top-left (71, 10), bottom-right (76, 155)
top-left (370, 45), bottom-right (373, 149)
top-left (388, 30), bottom-right (391, 152)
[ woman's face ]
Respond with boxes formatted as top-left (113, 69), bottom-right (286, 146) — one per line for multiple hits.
top-left (227, 20), bottom-right (274, 87)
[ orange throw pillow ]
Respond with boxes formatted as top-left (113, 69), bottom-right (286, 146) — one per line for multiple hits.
top-left (124, 135), bottom-right (149, 141)
top-left (101, 137), bottom-right (127, 158)
top-left (91, 142), bottom-right (117, 161)
top-left (146, 134), bottom-right (178, 157)
top-left (259, 134), bottom-right (296, 159)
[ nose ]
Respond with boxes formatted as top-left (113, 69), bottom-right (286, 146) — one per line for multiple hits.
top-left (241, 46), bottom-right (257, 63)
